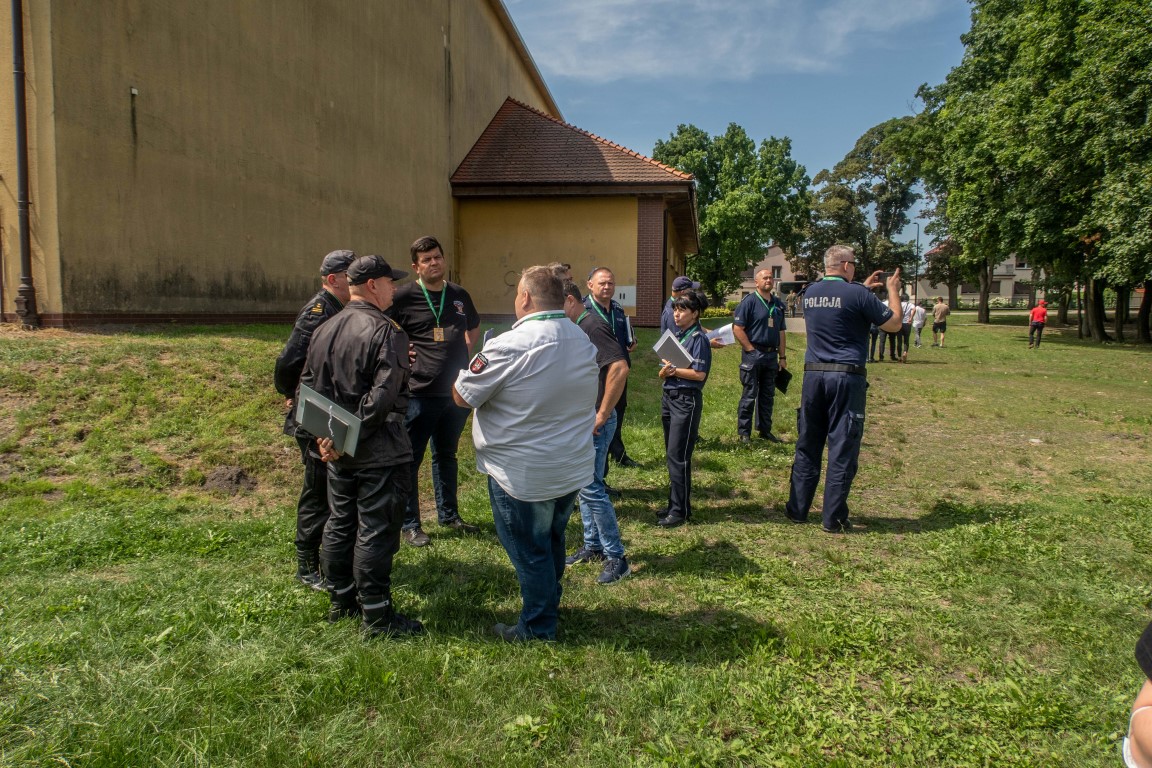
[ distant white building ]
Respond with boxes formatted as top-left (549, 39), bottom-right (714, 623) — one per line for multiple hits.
top-left (727, 245), bottom-right (810, 304)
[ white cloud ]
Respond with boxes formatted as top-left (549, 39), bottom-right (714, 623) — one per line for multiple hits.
top-left (505, 0), bottom-right (955, 82)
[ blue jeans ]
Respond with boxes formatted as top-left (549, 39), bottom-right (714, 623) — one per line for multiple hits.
top-left (487, 477), bottom-right (577, 640)
top-left (404, 396), bottom-right (470, 529)
top-left (577, 411), bottom-right (624, 559)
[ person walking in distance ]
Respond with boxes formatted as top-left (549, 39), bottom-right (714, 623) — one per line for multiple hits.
top-left (932, 296), bottom-right (950, 347)
top-left (1028, 299), bottom-right (1048, 348)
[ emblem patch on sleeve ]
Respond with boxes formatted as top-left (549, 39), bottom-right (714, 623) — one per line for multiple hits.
top-left (469, 353), bottom-right (489, 374)
top-left (310, 303), bottom-right (324, 314)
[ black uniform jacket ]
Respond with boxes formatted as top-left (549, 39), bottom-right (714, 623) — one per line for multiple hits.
top-left (274, 288), bottom-right (344, 436)
top-left (299, 301), bottom-right (413, 470)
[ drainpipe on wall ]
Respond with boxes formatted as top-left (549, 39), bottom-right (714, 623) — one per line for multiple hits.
top-left (10, 0), bottom-right (39, 328)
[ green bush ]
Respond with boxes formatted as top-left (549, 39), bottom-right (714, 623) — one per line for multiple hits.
top-left (702, 307), bottom-right (733, 319)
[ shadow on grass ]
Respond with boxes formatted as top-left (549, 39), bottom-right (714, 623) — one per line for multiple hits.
top-left (558, 605), bottom-right (781, 661)
top-left (866, 498), bottom-right (1024, 534)
top-left (400, 551), bottom-right (780, 661)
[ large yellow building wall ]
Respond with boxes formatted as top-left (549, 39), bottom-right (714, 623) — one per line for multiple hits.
top-left (0, 3), bottom-right (62, 315)
top-left (457, 197), bottom-right (637, 316)
top-left (0, 1), bottom-right (553, 318)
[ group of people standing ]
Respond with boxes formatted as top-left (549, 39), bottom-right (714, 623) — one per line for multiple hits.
top-left (270, 240), bottom-right (925, 640)
top-left (273, 247), bottom-right (660, 640)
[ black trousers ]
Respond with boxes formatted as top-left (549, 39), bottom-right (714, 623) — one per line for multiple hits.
top-left (786, 372), bottom-right (868, 529)
top-left (295, 436), bottom-right (330, 554)
top-left (322, 463), bottom-right (410, 597)
top-left (608, 381), bottom-right (629, 463)
top-left (737, 356), bottom-right (778, 437)
top-left (1029, 322), bottom-right (1045, 347)
top-left (899, 323), bottom-right (912, 356)
top-left (662, 388), bottom-right (703, 520)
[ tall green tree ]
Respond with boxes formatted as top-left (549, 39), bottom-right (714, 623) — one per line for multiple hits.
top-left (652, 124), bottom-right (810, 303)
top-left (796, 118), bottom-right (920, 283)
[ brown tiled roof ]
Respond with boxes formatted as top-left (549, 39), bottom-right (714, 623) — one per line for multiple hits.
top-left (452, 98), bottom-right (694, 187)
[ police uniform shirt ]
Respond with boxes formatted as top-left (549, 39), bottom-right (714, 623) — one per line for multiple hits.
top-left (733, 291), bottom-right (787, 357)
top-left (583, 295), bottom-right (632, 362)
top-left (454, 311), bottom-right (598, 502)
top-left (387, 280), bottom-right (480, 398)
top-left (660, 298), bottom-right (676, 334)
top-left (802, 278), bottom-right (894, 368)
top-left (664, 323), bottom-right (712, 392)
top-left (577, 311), bottom-right (627, 410)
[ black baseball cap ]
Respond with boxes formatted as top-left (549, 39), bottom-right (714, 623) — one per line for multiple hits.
top-left (672, 276), bottom-right (700, 291)
top-left (347, 254), bottom-right (408, 285)
top-left (320, 249), bottom-right (356, 276)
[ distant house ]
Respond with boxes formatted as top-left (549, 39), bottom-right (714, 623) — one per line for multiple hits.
top-left (451, 98), bottom-right (699, 326)
top-left (914, 246), bottom-right (1041, 306)
top-left (727, 245), bottom-right (809, 304)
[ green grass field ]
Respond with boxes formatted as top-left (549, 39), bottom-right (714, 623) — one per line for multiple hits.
top-left (1, 313), bottom-right (1150, 766)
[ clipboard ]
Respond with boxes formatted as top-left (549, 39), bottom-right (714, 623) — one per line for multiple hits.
top-left (296, 384), bottom-right (362, 457)
top-left (652, 329), bottom-right (694, 368)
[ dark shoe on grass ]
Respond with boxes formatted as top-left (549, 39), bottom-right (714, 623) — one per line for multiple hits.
top-left (658, 514), bottom-right (687, 528)
top-left (403, 527), bottom-right (431, 547)
top-left (565, 546), bottom-right (606, 567)
top-left (760, 432), bottom-right (783, 444)
top-left (442, 518), bottom-right (479, 534)
top-left (493, 622), bottom-right (529, 642)
top-left (597, 557), bottom-right (631, 585)
top-left (617, 455), bottom-right (640, 468)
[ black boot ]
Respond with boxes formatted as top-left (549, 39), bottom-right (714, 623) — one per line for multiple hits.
top-left (295, 548), bottom-right (324, 591)
top-left (360, 594), bottom-right (424, 638)
top-left (327, 582), bottom-right (360, 623)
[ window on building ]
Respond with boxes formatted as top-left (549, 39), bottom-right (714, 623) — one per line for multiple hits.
top-left (961, 282), bottom-right (1001, 293)
top-left (772, 266), bottom-right (782, 280)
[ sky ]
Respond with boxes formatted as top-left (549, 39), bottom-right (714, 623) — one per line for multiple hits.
top-left (504, 0), bottom-right (974, 242)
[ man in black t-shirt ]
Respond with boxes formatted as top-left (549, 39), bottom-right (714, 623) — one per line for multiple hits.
top-left (387, 236), bottom-right (481, 546)
top-left (560, 280), bottom-right (631, 584)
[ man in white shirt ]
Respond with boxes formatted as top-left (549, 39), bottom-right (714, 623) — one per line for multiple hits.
top-left (912, 302), bottom-right (927, 348)
top-left (453, 266), bottom-right (598, 641)
top-left (899, 295), bottom-right (915, 362)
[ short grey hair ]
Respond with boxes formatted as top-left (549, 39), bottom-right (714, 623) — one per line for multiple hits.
top-left (824, 245), bottom-right (856, 270)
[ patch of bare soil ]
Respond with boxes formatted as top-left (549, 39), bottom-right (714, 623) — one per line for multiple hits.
top-left (203, 466), bottom-right (257, 494)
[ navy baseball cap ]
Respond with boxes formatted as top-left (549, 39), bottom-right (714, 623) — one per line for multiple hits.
top-left (320, 249), bottom-right (357, 276)
top-left (672, 276), bottom-right (700, 291)
top-left (347, 255), bottom-right (408, 285)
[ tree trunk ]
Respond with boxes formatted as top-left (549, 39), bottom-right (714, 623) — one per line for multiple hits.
top-left (1113, 285), bottom-right (1130, 342)
top-left (1056, 287), bottom-right (1070, 326)
top-left (948, 283), bottom-right (959, 310)
top-left (976, 258), bottom-right (993, 324)
top-left (1136, 280), bottom-right (1151, 344)
top-left (1084, 277), bottom-right (1111, 342)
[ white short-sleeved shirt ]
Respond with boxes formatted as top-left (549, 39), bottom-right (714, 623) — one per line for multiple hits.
top-left (912, 305), bottom-right (927, 328)
top-left (454, 310), bottom-right (598, 502)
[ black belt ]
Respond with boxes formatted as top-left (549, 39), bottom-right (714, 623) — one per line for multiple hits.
top-left (805, 362), bottom-right (867, 376)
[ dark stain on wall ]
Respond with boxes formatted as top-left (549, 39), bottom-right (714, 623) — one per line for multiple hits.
top-left (65, 262), bottom-right (317, 313)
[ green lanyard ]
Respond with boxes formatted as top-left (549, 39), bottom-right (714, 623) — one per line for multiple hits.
top-left (677, 324), bottom-right (699, 344)
top-left (576, 310), bottom-right (588, 324)
top-left (519, 311), bottom-right (566, 323)
top-left (823, 277), bottom-right (846, 282)
top-left (589, 300), bottom-right (615, 334)
top-left (417, 279), bottom-right (446, 327)
top-left (754, 291), bottom-right (776, 318)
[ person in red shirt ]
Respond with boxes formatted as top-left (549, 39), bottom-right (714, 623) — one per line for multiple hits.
top-left (1029, 300), bottom-right (1048, 348)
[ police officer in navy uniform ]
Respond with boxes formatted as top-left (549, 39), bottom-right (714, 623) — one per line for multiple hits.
top-left (274, 249), bottom-right (355, 589)
top-left (661, 275), bottom-right (699, 333)
top-left (733, 268), bottom-right (787, 444)
top-left (303, 254), bottom-right (424, 638)
top-left (585, 268), bottom-right (639, 468)
top-left (785, 245), bottom-right (902, 533)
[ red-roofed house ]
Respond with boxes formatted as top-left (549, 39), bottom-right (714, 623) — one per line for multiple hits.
top-left (451, 98), bottom-right (699, 326)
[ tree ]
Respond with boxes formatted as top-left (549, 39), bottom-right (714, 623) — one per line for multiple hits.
top-left (652, 124), bottom-right (810, 303)
top-left (794, 118), bottom-right (920, 286)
